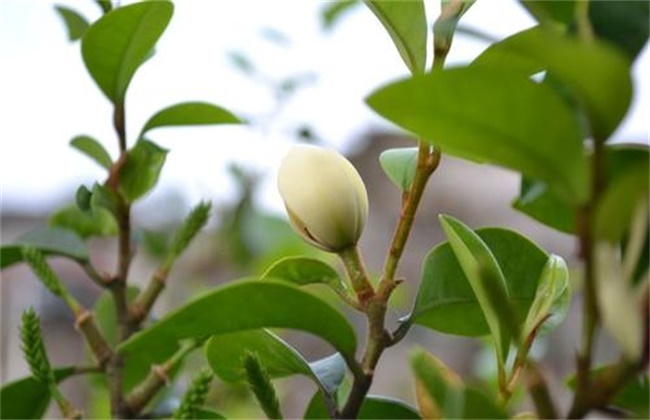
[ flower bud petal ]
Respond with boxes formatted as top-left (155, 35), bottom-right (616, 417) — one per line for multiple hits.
top-left (278, 145), bottom-right (368, 252)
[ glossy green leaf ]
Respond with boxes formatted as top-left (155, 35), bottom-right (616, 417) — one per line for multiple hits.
top-left (410, 227), bottom-right (548, 337)
top-left (54, 5), bottom-right (90, 41)
top-left (512, 177), bottom-right (576, 234)
top-left (379, 147), bottom-right (418, 191)
top-left (92, 287), bottom-right (178, 391)
top-left (439, 215), bottom-right (511, 363)
top-left (367, 67), bottom-right (588, 202)
top-left (206, 329), bottom-right (345, 395)
top-left (140, 102), bottom-right (242, 137)
top-left (595, 161), bottom-right (649, 243)
top-left (0, 227), bottom-right (88, 269)
top-left (70, 135), bottom-right (112, 169)
top-left (363, 0), bottom-right (427, 74)
top-left (0, 367), bottom-right (75, 419)
top-left (119, 139), bottom-right (168, 203)
top-left (48, 205), bottom-right (117, 238)
top-left (262, 256), bottom-right (345, 291)
top-left (118, 280), bottom-right (357, 362)
top-left (81, 1), bottom-right (173, 103)
top-left (522, 255), bottom-right (571, 339)
top-left (590, 1), bottom-right (649, 61)
top-left (472, 25), bottom-right (633, 141)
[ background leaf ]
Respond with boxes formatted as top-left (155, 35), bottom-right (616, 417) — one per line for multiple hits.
top-left (589, 0), bottom-right (649, 61)
top-left (140, 102), bottom-right (243, 137)
top-left (0, 227), bottom-right (88, 269)
top-left (70, 135), bottom-right (112, 169)
top-left (48, 205), bottom-right (117, 238)
top-left (0, 367), bottom-right (75, 419)
top-left (410, 227), bottom-right (548, 336)
top-left (206, 330), bottom-right (345, 395)
top-left (379, 147), bottom-right (418, 191)
top-left (119, 139), bottom-right (168, 203)
top-left (321, 0), bottom-right (361, 30)
top-left (54, 5), bottom-right (90, 41)
top-left (81, 1), bottom-right (173, 103)
top-left (118, 280), bottom-right (357, 366)
top-left (304, 392), bottom-right (421, 419)
top-left (363, 0), bottom-right (427, 74)
top-left (512, 177), bottom-right (576, 234)
top-left (366, 67), bottom-right (588, 202)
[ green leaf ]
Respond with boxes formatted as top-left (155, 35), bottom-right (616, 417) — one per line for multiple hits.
top-left (76, 185), bottom-right (92, 212)
top-left (363, 0), bottom-right (427, 74)
top-left (70, 135), bottom-right (112, 169)
top-left (379, 147), bottom-right (418, 191)
top-left (140, 102), bottom-right (243, 137)
top-left (262, 256), bottom-right (346, 292)
top-left (54, 5), bottom-right (90, 41)
top-left (90, 183), bottom-right (119, 216)
top-left (321, 0), bottom-right (360, 30)
top-left (410, 227), bottom-right (548, 337)
top-left (357, 396), bottom-right (421, 419)
top-left (366, 67), bottom-right (588, 202)
top-left (411, 348), bottom-right (507, 419)
top-left (193, 408), bottom-right (226, 419)
top-left (438, 215), bottom-right (512, 363)
top-left (472, 25), bottom-right (633, 141)
top-left (590, 0), bottom-right (649, 61)
top-left (595, 161), bottom-right (649, 243)
top-left (117, 280), bottom-right (357, 363)
top-left (119, 139), bottom-right (168, 203)
top-left (519, 1), bottom-right (575, 25)
top-left (81, 1), bottom-right (173, 103)
top-left (1, 227), bottom-right (88, 269)
top-left (512, 177), bottom-right (576, 234)
top-left (49, 205), bottom-right (118, 238)
top-left (0, 367), bottom-right (75, 419)
top-left (206, 329), bottom-right (345, 395)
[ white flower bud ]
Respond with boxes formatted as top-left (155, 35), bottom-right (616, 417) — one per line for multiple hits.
top-left (278, 144), bottom-right (368, 253)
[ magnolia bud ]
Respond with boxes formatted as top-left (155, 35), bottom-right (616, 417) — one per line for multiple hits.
top-left (278, 144), bottom-right (368, 253)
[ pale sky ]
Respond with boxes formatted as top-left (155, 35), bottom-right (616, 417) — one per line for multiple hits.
top-left (1, 0), bottom-right (648, 222)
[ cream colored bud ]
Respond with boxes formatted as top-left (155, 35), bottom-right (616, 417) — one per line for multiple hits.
top-left (278, 144), bottom-right (368, 252)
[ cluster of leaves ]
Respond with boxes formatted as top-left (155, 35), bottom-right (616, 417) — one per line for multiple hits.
top-left (1, 0), bottom-right (648, 419)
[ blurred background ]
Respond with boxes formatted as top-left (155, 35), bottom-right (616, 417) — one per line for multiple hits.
top-left (1, 0), bottom-right (648, 417)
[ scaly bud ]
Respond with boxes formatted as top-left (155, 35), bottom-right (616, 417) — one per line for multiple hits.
top-left (278, 145), bottom-right (368, 253)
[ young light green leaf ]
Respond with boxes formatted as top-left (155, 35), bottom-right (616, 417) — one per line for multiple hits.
top-left (366, 67), bottom-right (588, 203)
top-left (20, 308), bottom-right (54, 384)
top-left (167, 201), bottom-right (212, 266)
top-left (81, 1), bottom-right (173, 103)
top-left (54, 5), bottom-right (90, 41)
top-left (472, 25), bottom-right (633, 141)
top-left (70, 135), bottom-right (112, 169)
top-left (117, 280), bottom-right (357, 364)
top-left (206, 329), bottom-right (345, 396)
top-left (0, 367), bottom-right (75, 419)
top-left (410, 227), bottom-right (548, 337)
top-left (522, 255), bottom-right (571, 340)
top-left (411, 348), bottom-right (463, 419)
top-left (363, 0), bottom-right (427, 74)
top-left (262, 256), bottom-right (346, 292)
top-left (1, 227), bottom-right (88, 269)
top-left (173, 369), bottom-right (214, 420)
top-left (438, 215), bottom-right (511, 364)
top-left (140, 102), bottom-right (243, 137)
top-left (379, 147), bottom-right (418, 191)
top-left (49, 205), bottom-right (118, 238)
top-left (119, 139), bottom-right (168, 203)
